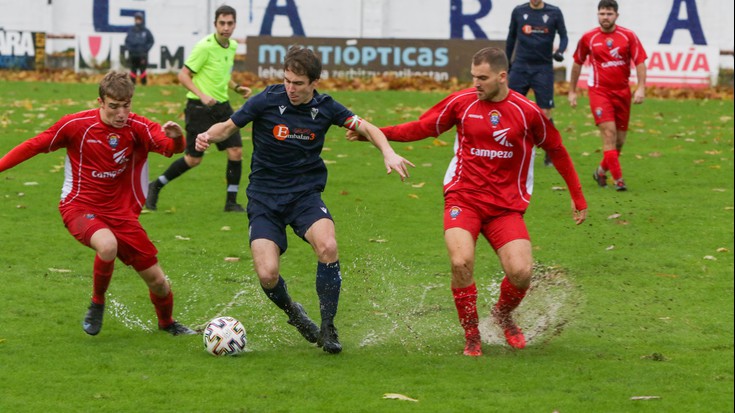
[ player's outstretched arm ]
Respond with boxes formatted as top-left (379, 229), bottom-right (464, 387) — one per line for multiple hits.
top-left (354, 118), bottom-right (415, 181)
top-left (196, 119), bottom-right (239, 151)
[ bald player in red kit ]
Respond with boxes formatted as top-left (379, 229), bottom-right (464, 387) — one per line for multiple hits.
top-left (349, 47), bottom-right (587, 356)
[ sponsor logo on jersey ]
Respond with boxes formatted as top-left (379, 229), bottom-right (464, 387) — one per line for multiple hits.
top-left (311, 108), bottom-right (319, 119)
top-left (470, 147), bottom-right (514, 159)
top-left (320, 207), bottom-right (328, 214)
top-left (112, 149), bottom-right (128, 164)
top-left (92, 165), bottom-right (127, 179)
top-left (493, 127), bottom-right (513, 147)
top-left (449, 206), bottom-right (461, 219)
top-left (609, 46), bottom-right (622, 59)
top-left (107, 134), bottom-right (119, 149)
top-left (278, 105), bottom-right (287, 115)
top-left (272, 124), bottom-right (316, 141)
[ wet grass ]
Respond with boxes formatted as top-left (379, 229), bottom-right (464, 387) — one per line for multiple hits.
top-left (0, 81), bottom-right (733, 412)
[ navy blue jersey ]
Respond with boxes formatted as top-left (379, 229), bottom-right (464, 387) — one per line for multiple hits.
top-left (506, 2), bottom-right (567, 68)
top-left (231, 84), bottom-right (354, 194)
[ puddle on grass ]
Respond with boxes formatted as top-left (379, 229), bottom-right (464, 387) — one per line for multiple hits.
top-left (104, 258), bottom-right (580, 354)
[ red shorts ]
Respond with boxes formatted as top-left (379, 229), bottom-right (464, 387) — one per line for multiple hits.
top-left (443, 191), bottom-right (529, 250)
top-left (588, 87), bottom-right (632, 131)
top-left (60, 207), bottom-right (158, 271)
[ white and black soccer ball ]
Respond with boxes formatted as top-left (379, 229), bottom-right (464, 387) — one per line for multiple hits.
top-left (203, 316), bottom-right (247, 356)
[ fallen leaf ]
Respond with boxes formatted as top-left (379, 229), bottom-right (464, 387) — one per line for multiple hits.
top-left (716, 247), bottom-right (729, 253)
top-left (175, 235), bottom-right (191, 241)
top-left (383, 393), bottom-right (418, 402)
top-left (712, 188), bottom-right (727, 192)
top-left (551, 186), bottom-right (566, 191)
top-left (24, 181), bottom-right (39, 186)
top-left (648, 152), bottom-right (662, 158)
top-left (607, 213), bottom-right (622, 219)
top-left (220, 226), bottom-right (231, 231)
top-left (630, 396), bottom-right (661, 401)
top-left (48, 268), bottom-right (72, 273)
top-left (432, 139), bottom-right (448, 147)
top-left (703, 255), bottom-right (717, 261)
top-left (408, 194), bottom-right (420, 199)
top-left (224, 257), bottom-right (240, 262)
top-left (369, 238), bottom-right (388, 243)
top-left (606, 245), bottom-right (615, 251)
top-left (411, 182), bottom-right (425, 188)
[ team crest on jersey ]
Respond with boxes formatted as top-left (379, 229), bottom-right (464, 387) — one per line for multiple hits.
top-left (85, 213), bottom-right (96, 220)
top-left (449, 206), bottom-right (462, 219)
top-left (606, 38), bottom-right (614, 48)
top-left (488, 110), bottom-right (501, 126)
top-left (107, 134), bottom-right (119, 149)
top-left (542, 14), bottom-right (549, 23)
top-left (595, 107), bottom-right (604, 118)
top-left (311, 108), bottom-right (319, 119)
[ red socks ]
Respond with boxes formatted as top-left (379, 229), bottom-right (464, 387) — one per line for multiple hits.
top-left (495, 276), bottom-right (528, 315)
top-left (91, 255), bottom-right (114, 305)
top-left (452, 284), bottom-right (479, 339)
top-left (603, 149), bottom-right (623, 181)
top-left (150, 290), bottom-right (174, 328)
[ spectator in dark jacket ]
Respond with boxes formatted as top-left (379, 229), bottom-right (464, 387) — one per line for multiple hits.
top-left (125, 12), bottom-right (154, 85)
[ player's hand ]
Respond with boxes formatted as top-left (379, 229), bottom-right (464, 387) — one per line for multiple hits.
top-left (162, 121), bottom-right (184, 139)
top-left (553, 52), bottom-right (564, 62)
top-left (383, 152), bottom-right (415, 181)
top-left (345, 130), bottom-right (368, 142)
top-left (633, 87), bottom-right (645, 104)
top-left (572, 201), bottom-right (587, 225)
top-left (236, 85), bottom-right (252, 99)
top-left (195, 132), bottom-right (212, 151)
top-left (201, 95), bottom-right (217, 106)
top-left (568, 90), bottom-right (577, 108)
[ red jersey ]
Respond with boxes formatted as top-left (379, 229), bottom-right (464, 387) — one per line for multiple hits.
top-left (573, 25), bottom-right (647, 90)
top-left (381, 88), bottom-right (586, 213)
top-left (0, 109), bottom-right (184, 219)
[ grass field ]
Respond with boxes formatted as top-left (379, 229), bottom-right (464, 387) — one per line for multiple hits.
top-left (0, 80), bottom-right (733, 412)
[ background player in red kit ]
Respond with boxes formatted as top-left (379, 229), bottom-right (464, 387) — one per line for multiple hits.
top-left (349, 47), bottom-right (587, 357)
top-left (568, 0), bottom-right (647, 191)
top-left (0, 71), bottom-right (196, 337)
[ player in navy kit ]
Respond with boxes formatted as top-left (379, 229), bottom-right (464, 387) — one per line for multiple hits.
top-left (506, 0), bottom-right (568, 166)
top-left (196, 46), bottom-right (414, 354)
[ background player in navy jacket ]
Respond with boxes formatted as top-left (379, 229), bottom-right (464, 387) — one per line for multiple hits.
top-left (196, 46), bottom-right (414, 354)
top-left (506, 0), bottom-right (568, 166)
top-left (124, 12), bottom-right (154, 85)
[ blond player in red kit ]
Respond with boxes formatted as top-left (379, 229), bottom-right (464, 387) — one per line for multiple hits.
top-left (0, 71), bottom-right (196, 337)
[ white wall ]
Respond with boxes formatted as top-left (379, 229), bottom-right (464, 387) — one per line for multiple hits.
top-left (1, 0), bottom-right (732, 68)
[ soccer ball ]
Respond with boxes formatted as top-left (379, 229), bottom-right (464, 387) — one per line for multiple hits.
top-left (203, 316), bottom-right (247, 356)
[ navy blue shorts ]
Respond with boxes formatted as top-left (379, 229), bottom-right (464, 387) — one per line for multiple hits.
top-left (246, 190), bottom-right (333, 254)
top-left (508, 65), bottom-right (555, 109)
top-left (184, 99), bottom-right (242, 157)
